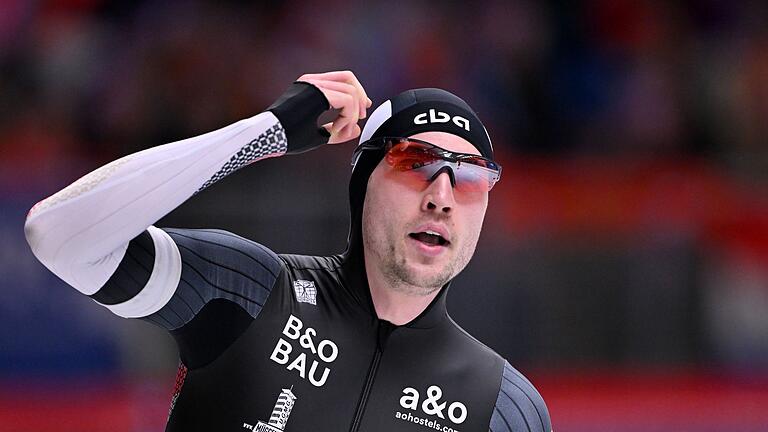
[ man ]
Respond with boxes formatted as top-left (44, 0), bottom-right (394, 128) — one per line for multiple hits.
top-left (25, 70), bottom-right (551, 432)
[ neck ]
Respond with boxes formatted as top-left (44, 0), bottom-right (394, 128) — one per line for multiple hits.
top-left (364, 254), bottom-right (441, 326)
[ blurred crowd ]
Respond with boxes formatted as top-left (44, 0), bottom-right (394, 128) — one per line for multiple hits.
top-left (2, 1), bottom-right (767, 172)
top-left (1, 0), bottom-right (767, 378)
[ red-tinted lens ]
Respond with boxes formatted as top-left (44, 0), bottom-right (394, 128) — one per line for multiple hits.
top-left (452, 161), bottom-right (498, 193)
top-left (384, 140), bottom-right (441, 171)
top-left (384, 140), bottom-right (499, 192)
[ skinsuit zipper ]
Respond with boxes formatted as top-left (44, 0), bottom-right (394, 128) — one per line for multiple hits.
top-left (349, 320), bottom-right (395, 432)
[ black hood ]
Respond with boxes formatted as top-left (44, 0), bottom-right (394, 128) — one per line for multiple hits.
top-left (338, 146), bottom-right (451, 329)
top-left (337, 88), bottom-right (494, 327)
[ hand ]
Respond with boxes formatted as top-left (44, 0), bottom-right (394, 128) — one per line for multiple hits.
top-left (297, 71), bottom-right (373, 144)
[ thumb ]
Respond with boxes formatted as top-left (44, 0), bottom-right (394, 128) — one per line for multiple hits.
top-left (326, 122), bottom-right (361, 144)
top-left (321, 122), bottom-right (343, 144)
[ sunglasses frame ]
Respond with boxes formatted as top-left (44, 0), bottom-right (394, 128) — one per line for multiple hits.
top-left (351, 137), bottom-right (502, 191)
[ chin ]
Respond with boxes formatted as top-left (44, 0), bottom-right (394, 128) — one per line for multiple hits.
top-left (402, 262), bottom-right (454, 289)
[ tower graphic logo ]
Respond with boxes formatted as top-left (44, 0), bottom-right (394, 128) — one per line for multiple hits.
top-left (244, 387), bottom-right (297, 432)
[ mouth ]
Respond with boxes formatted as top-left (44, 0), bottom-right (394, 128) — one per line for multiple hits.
top-left (408, 230), bottom-right (450, 247)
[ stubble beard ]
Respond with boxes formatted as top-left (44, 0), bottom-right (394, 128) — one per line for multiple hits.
top-left (381, 240), bottom-right (455, 296)
top-left (363, 219), bottom-right (472, 298)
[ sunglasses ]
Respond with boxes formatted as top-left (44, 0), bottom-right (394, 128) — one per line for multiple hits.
top-left (351, 137), bottom-right (502, 193)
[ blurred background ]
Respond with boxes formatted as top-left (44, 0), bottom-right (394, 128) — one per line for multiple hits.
top-left (2, 0), bottom-right (767, 431)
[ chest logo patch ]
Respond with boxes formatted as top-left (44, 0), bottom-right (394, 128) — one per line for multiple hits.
top-left (270, 314), bottom-right (338, 387)
top-left (243, 386), bottom-right (297, 432)
top-left (396, 385), bottom-right (468, 430)
top-left (292, 279), bottom-right (317, 305)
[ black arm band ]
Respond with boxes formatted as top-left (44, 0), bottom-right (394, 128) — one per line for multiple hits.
top-left (268, 81), bottom-right (331, 154)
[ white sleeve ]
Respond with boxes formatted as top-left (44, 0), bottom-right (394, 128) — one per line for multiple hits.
top-left (24, 111), bottom-right (286, 295)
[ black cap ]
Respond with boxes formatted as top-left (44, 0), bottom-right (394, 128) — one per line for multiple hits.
top-left (358, 88), bottom-right (493, 160)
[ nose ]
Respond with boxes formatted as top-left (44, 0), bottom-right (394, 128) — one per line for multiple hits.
top-left (421, 171), bottom-right (455, 213)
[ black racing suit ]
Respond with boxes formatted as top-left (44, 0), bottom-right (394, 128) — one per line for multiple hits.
top-left (39, 83), bottom-right (552, 432)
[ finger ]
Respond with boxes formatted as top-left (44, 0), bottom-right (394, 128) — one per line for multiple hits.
top-left (322, 89), bottom-right (358, 132)
top-left (319, 88), bottom-right (352, 114)
top-left (329, 123), bottom-right (361, 145)
top-left (346, 123), bottom-right (362, 140)
top-left (302, 71), bottom-right (366, 99)
top-left (342, 74), bottom-right (369, 119)
top-left (309, 70), bottom-right (358, 83)
top-left (357, 86), bottom-right (369, 119)
top-left (340, 106), bottom-right (359, 135)
top-left (324, 120), bottom-right (357, 145)
top-left (338, 104), bottom-right (360, 135)
top-left (305, 79), bottom-right (357, 98)
top-left (322, 121), bottom-right (345, 145)
top-left (320, 78), bottom-right (366, 120)
top-left (337, 108), bottom-right (361, 136)
top-left (308, 78), bottom-right (364, 119)
top-left (316, 78), bottom-right (367, 119)
top-left (339, 119), bottom-right (357, 138)
top-left (298, 77), bottom-right (358, 116)
top-left (301, 71), bottom-right (370, 119)
top-left (315, 71), bottom-right (369, 118)
top-left (331, 115), bottom-right (353, 136)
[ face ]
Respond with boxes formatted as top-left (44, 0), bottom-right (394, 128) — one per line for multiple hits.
top-left (362, 131), bottom-right (489, 296)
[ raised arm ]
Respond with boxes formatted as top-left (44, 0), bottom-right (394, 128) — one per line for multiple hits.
top-left (24, 71), bottom-right (369, 318)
